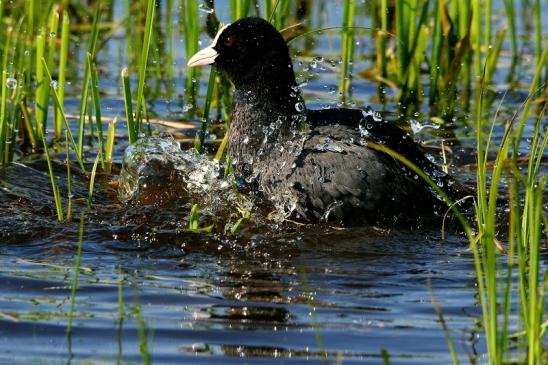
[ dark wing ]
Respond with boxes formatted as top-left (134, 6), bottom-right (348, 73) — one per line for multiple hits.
top-left (258, 126), bottom-right (442, 225)
top-left (307, 108), bottom-right (473, 205)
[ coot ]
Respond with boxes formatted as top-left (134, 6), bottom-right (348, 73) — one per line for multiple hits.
top-left (188, 17), bottom-right (469, 225)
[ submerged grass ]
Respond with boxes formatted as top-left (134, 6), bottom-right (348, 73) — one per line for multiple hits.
top-left (66, 214), bottom-right (85, 337)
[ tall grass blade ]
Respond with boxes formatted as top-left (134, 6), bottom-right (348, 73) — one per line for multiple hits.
top-left (55, 10), bottom-right (70, 139)
top-left (35, 31), bottom-right (48, 136)
top-left (121, 68), bottom-right (136, 143)
top-left (134, 306), bottom-right (152, 365)
top-left (66, 214), bottom-right (85, 337)
top-left (134, 0), bottom-right (156, 132)
top-left (87, 153), bottom-right (100, 207)
top-left (338, 0), bottom-right (356, 102)
top-left (0, 70), bottom-right (8, 164)
top-left (195, 66), bottom-right (217, 153)
top-left (77, 2), bottom-right (101, 156)
top-left (65, 131), bottom-right (73, 222)
top-left (105, 117), bottom-right (117, 173)
top-left (87, 53), bottom-right (105, 168)
top-left (42, 58), bottom-right (86, 172)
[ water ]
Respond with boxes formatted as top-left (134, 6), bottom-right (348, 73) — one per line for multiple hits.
top-left (0, 204), bottom-right (481, 364)
top-left (0, 1), bottom-right (547, 364)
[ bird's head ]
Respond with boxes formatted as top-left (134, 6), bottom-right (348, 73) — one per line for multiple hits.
top-left (188, 17), bottom-right (296, 92)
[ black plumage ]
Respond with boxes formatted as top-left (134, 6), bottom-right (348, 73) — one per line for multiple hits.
top-left (188, 17), bottom-right (470, 225)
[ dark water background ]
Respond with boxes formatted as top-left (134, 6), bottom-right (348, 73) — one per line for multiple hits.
top-left (0, 1), bottom-right (547, 364)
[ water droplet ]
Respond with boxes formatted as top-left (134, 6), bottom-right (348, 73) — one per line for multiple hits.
top-left (295, 102), bottom-right (304, 112)
top-left (50, 80), bottom-right (58, 89)
top-left (49, 31), bottom-right (56, 37)
top-left (6, 77), bottom-right (17, 89)
top-left (198, 3), bottom-right (215, 13)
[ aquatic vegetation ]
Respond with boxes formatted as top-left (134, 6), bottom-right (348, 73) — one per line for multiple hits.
top-left (0, 0), bottom-right (545, 364)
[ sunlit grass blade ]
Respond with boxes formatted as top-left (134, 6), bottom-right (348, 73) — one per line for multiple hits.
top-left (338, 0), bottom-right (355, 103)
top-left (214, 128), bottom-right (229, 161)
top-left (55, 10), bottom-right (70, 139)
top-left (19, 99), bottom-right (38, 152)
top-left (484, 29), bottom-right (505, 86)
top-left (0, 70), bottom-right (8, 164)
top-left (87, 53), bottom-right (105, 169)
top-left (121, 68), bottom-right (136, 143)
top-left (375, 0), bottom-right (388, 78)
top-left (105, 117), bottom-right (117, 173)
top-left (195, 66), bottom-right (217, 153)
top-left (42, 58), bottom-right (86, 172)
top-left (230, 0), bottom-right (251, 20)
top-left (134, 0), bottom-right (156, 132)
top-left (35, 30), bottom-right (48, 136)
top-left (87, 153), bottom-right (100, 207)
top-left (6, 72), bottom-right (24, 163)
top-left (46, 6), bottom-right (59, 70)
top-left (77, 2), bottom-right (101, 156)
top-left (187, 204), bottom-right (213, 233)
top-left (36, 112), bottom-right (64, 222)
top-left (503, 0), bottom-right (517, 61)
top-left (181, 0), bottom-right (200, 111)
top-left (65, 130), bottom-right (73, 222)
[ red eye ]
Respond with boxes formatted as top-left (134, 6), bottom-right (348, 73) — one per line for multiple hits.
top-left (224, 37), bottom-right (234, 47)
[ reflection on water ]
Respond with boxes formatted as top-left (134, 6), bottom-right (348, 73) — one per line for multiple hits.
top-left (0, 0), bottom-right (546, 364)
top-left (0, 157), bottom-right (484, 364)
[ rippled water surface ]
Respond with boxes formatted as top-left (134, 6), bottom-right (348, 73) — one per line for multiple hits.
top-left (0, 1), bottom-right (547, 364)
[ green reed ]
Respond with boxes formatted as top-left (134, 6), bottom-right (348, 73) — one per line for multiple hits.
top-left (187, 204), bottom-right (213, 233)
top-left (503, 0), bottom-right (518, 62)
top-left (134, 306), bottom-right (152, 365)
top-left (230, 0), bottom-right (252, 20)
top-left (65, 131), bottom-right (73, 222)
top-left (181, 0), bottom-right (200, 111)
top-left (66, 214), bottom-right (85, 337)
top-left (375, 0), bottom-right (388, 78)
top-left (394, 0), bottom-right (429, 105)
top-left (468, 36), bottom-right (548, 364)
top-left (87, 153), bottom-right (100, 207)
top-left (134, 0), bottom-right (155, 133)
top-left (35, 30), bottom-right (47, 135)
top-left (55, 10), bottom-right (69, 139)
top-left (121, 68), bottom-right (136, 143)
top-left (42, 59), bottom-right (85, 171)
top-left (87, 53), bottom-right (105, 169)
top-left (117, 273), bottom-right (125, 362)
top-left (338, 0), bottom-right (355, 103)
top-left (194, 66), bottom-right (217, 154)
top-left (105, 117), bottom-right (117, 173)
top-left (37, 107), bottom-right (64, 222)
top-left (0, 70), bottom-right (7, 163)
top-left (77, 3), bottom-right (100, 156)
top-left (265, 0), bottom-right (289, 30)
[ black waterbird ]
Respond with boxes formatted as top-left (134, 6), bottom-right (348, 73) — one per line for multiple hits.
top-left (188, 17), bottom-right (470, 225)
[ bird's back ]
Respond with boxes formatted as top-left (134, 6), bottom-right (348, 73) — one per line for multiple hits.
top-left (257, 124), bottom-right (444, 225)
